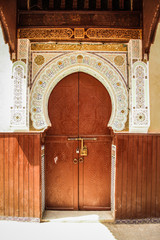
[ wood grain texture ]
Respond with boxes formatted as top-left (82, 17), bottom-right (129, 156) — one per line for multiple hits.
top-left (0, 134), bottom-right (41, 219)
top-left (45, 72), bottom-right (112, 210)
top-left (115, 134), bottom-right (160, 219)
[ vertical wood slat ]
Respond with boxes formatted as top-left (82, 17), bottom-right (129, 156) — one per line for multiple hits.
top-left (18, 135), bottom-right (24, 217)
top-left (141, 136), bottom-right (147, 217)
top-left (0, 134), bottom-right (41, 219)
top-left (115, 135), bottom-right (123, 219)
top-left (33, 135), bottom-right (41, 218)
top-left (4, 136), bottom-right (9, 216)
top-left (121, 135), bottom-right (128, 218)
top-left (13, 136), bottom-right (19, 217)
top-left (136, 136), bottom-right (143, 218)
top-left (146, 136), bottom-right (152, 217)
top-left (0, 136), bottom-right (4, 216)
top-left (126, 136), bottom-right (133, 217)
top-left (115, 134), bottom-right (160, 219)
top-left (151, 136), bottom-right (157, 217)
top-left (23, 135), bottom-right (29, 217)
top-left (156, 136), bottom-right (160, 217)
top-left (28, 135), bottom-right (34, 218)
top-left (131, 135), bottom-right (138, 218)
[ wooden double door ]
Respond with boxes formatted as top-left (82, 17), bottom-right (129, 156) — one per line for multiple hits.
top-left (45, 72), bottom-right (112, 210)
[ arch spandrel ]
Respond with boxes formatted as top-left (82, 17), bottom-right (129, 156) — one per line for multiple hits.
top-left (30, 52), bottom-right (128, 131)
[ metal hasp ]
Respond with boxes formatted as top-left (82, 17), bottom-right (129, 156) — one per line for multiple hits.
top-left (68, 137), bottom-right (97, 157)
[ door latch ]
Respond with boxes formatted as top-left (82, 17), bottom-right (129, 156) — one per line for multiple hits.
top-left (80, 139), bottom-right (88, 157)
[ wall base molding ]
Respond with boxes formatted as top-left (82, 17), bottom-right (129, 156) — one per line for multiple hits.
top-left (0, 216), bottom-right (40, 222)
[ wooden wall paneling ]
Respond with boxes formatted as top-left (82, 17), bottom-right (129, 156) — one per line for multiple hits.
top-left (136, 135), bottom-right (143, 218)
top-left (23, 135), bottom-right (29, 217)
top-left (18, 135), bottom-right (24, 217)
top-left (156, 136), bottom-right (160, 217)
top-left (33, 135), bottom-right (41, 218)
top-left (131, 135), bottom-right (138, 218)
top-left (4, 135), bottom-right (9, 216)
top-left (141, 136), bottom-right (147, 217)
top-left (28, 135), bottom-right (34, 218)
top-left (115, 135), bottom-right (123, 219)
top-left (13, 136), bottom-right (19, 217)
top-left (121, 135), bottom-right (128, 218)
top-left (146, 136), bottom-right (152, 217)
top-left (126, 135), bottom-right (133, 218)
top-left (151, 136), bottom-right (157, 217)
top-left (0, 135), bottom-right (4, 216)
top-left (8, 136), bottom-right (13, 216)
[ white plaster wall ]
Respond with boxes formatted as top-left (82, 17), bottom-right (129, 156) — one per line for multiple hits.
top-left (0, 24), bottom-right (12, 132)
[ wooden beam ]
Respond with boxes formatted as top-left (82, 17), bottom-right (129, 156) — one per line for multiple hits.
top-left (108, 0), bottom-right (112, 10)
top-left (49, 0), bottom-right (54, 9)
top-left (37, 0), bottom-right (42, 9)
top-left (119, 0), bottom-right (124, 9)
top-left (84, 0), bottom-right (89, 9)
top-left (61, 0), bottom-right (66, 9)
top-left (73, 0), bottom-right (78, 9)
top-left (96, 0), bottom-right (101, 9)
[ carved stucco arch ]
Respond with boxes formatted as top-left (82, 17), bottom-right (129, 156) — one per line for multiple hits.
top-left (30, 52), bottom-right (128, 131)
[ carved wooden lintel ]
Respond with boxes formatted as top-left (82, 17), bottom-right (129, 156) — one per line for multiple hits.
top-left (18, 10), bottom-right (142, 28)
top-left (18, 28), bottom-right (142, 42)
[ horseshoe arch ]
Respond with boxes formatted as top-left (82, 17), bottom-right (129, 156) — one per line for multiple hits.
top-left (30, 52), bottom-right (128, 131)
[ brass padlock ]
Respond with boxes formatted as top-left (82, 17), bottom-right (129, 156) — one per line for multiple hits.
top-left (80, 139), bottom-right (88, 157)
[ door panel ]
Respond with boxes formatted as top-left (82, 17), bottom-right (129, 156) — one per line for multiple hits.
top-left (47, 73), bottom-right (79, 136)
top-left (45, 72), bottom-right (112, 210)
top-left (45, 136), bottom-right (79, 210)
top-left (79, 136), bottom-right (111, 210)
top-left (79, 73), bottom-right (111, 135)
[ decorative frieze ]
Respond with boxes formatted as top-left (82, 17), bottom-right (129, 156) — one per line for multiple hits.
top-left (18, 28), bottom-right (142, 41)
top-left (31, 42), bottom-right (127, 52)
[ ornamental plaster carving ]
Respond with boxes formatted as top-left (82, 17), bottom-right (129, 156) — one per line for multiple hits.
top-left (130, 61), bottom-right (150, 132)
top-left (18, 28), bottom-right (142, 41)
top-left (30, 52), bottom-right (128, 131)
top-left (129, 39), bottom-right (150, 133)
top-left (10, 61), bottom-right (28, 129)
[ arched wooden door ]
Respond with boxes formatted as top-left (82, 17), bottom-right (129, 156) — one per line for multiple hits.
top-left (45, 72), bottom-right (112, 210)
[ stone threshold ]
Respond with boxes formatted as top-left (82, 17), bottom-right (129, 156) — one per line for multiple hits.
top-left (42, 210), bottom-right (114, 223)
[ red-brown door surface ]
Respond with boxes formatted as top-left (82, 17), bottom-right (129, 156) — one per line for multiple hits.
top-left (45, 72), bottom-right (112, 210)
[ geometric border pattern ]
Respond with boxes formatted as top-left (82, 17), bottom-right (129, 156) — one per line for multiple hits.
top-left (30, 52), bottom-right (128, 131)
top-left (130, 61), bottom-right (150, 133)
